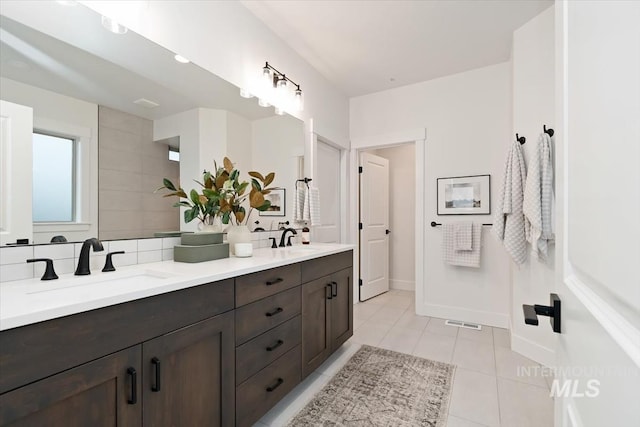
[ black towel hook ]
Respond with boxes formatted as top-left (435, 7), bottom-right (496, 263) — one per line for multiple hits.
top-left (516, 133), bottom-right (526, 145)
top-left (543, 125), bottom-right (554, 137)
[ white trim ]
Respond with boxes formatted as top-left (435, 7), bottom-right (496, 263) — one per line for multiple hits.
top-left (351, 128), bottom-right (426, 149)
top-left (417, 302), bottom-right (509, 329)
top-left (565, 274), bottom-right (640, 368)
top-left (511, 331), bottom-right (556, 368)
top-left (389, 279), bottom-right (415, 291)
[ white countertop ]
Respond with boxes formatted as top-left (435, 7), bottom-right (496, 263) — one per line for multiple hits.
top-left (0, 243), bottom-right (354, 331)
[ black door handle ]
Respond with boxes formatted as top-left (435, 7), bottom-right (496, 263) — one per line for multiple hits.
top-left (266, 339), bottom-right (284, 352)
top-left (266, 307), bottom-right (283, 317)
top-left (266, 378), bottom-right (284, 392)
top-left (331, 281), bottom-right (337, 297)
top-left (151, 357), bottom-right (161, 392)
top-left (326, 283), bottom-right (333, 300)
top-left (127, 367), bottom-right (137, 404)
top-left (386, 229), bottom-right (391, 234)
top-left (266, 277), bottom-right (283, 286)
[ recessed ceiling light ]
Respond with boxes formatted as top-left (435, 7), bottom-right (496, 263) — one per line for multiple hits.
top-left (174, 54), bottom-right (190, 64)
top-left (101, 16), bottom-right (128, 35)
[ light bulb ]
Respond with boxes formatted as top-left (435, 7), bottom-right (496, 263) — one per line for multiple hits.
top-left (240, 88), bottom-right (253, 99)
top-left (262, 66), bottom-right (272, 86)
top-left (293, 87), bottom-right (304, 111)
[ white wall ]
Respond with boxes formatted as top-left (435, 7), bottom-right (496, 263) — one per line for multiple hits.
top-left (0, 77), bottom-right (98, 244)
top-left (511, 7), bottom-right (556, 366)
top-left (351, 63), bottom-right (512, 327)
top-left (373, 144), bottom-right (416, 291)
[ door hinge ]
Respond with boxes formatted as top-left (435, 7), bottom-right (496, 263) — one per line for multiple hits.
top-left (359, 279), bottom-right (363, 287)
top-left (359, 222), bottom-right (363, 230)
top-left (358, 166), bottom-right (363, 173)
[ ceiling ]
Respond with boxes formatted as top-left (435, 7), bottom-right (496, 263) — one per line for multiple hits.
top-left (241, 0), bottom-right (553, 97)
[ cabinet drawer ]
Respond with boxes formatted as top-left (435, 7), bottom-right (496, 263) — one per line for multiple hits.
top-left (301, 250), bottom-right (353, 283)
top-left (235, 263), bottom-right (301, 307)
top-left (236, 345), bottom-right (301, 427)
top-left (235, 287), bottom-right (301, 345)
top-left (236, 315), bottom-right (301, 385)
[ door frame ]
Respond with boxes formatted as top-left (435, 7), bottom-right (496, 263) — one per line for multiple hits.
top-left (350, 129), bottom-right (426, 307)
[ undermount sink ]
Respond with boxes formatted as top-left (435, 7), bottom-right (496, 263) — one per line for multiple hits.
top-left (285, 246), bottom-right (322, 255)
top-left (26, 269), bottom-right (173, 295)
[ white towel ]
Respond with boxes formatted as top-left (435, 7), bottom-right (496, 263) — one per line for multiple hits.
top-left (308, 186), bottom-right (321, 226)
top-left (492, 141), bottom-right (528, 265)
top-left (454, 222), bottom-right (473, 251)
top-left (443, 223), bottom-right (482, 267)
top-left (293, 185), bottom-right (305, 222)
top-left (523, 133), bottom-right (555, 259)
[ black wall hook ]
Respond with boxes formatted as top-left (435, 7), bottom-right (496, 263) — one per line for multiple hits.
top-left (516, 133), bottom-right (526, 145)
top-left (544, 125), bottom-right (554, 137)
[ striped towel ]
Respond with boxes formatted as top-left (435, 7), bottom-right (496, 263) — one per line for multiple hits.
top-left (523, 133), bottom-right (555, 259)
top-left (492, 141), bottom-right (528, 265)
top-left (454, 222), bottom-right (473, 251)
top-left (293, 186), bottom-right (305, 222)
top-left (308, 186), bottom-right (321, 226)
top-left (443, 223), bottom-right (482, 267)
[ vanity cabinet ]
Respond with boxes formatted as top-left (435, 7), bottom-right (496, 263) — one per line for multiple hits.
top-left (301, 252), bottom-right (353, 379)
top-left (0, 279), bottom-right (235, 427)
top-left (233, 265), bottom-right (303, 427)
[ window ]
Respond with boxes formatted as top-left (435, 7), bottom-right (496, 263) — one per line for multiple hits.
top-left (169, 146), bottom-right (180, 162)
top-left (32, 131), bottom-right (75, 222)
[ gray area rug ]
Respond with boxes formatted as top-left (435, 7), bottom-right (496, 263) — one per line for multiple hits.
top-left (287, 345), bottom-right (456, 426)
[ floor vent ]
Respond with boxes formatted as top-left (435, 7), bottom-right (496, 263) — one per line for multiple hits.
top-left (445, 319), bottom-right (482, 331)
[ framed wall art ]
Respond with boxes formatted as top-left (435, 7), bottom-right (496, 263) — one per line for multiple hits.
top-left (259, 188), bottom-right (286, 217)
top-left (437, 174), bottom-right (490, 215)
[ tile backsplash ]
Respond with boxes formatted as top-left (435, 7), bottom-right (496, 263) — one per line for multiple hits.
top-left (0, 231), bottom-right (301, 283)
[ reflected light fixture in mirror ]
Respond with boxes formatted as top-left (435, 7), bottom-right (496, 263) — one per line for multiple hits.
top-left (101, 16), bottom-right (128, 34)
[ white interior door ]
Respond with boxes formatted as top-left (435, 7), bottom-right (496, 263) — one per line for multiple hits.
top-left (314, 140), bottom-right (340, 243)
top-left (554, 2), bottom-right (640, 426)
top-left (0, 100), bottom-right (33, 245)
top-left (359, 151), bottom-right (389, 301)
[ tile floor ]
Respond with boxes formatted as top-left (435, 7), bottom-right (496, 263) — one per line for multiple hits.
top-left (255, 290), bottom-right (554, 427)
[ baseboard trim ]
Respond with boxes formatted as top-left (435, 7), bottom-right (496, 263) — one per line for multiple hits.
top-left (389, 279), bottom-right (414, 291)
top-left (511, 330), bottom-right (555, 367)
top-left (416, 302), bottom-right (509, 328)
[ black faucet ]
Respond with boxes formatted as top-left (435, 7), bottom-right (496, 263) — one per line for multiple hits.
top-left (75, 238), bottom-right (104, 275)
top-left (279, 228), bottom-right (297, 247)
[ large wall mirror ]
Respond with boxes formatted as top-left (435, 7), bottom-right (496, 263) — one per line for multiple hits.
top-left (0, 2), bottom-right (304, 245)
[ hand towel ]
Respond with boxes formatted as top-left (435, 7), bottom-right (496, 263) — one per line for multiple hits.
top-left (523, 132), bottom-right (555, 259)
top-left (293, 185), bottom-right (305, 222)
top-left (454, 222), bottom-right (473, 251)
top-left (308, 186), bottom-right (321, 226)
top-left (443, 223), bottom-right (482, 267)
top-left (492, 141), bottom-right (528, 265)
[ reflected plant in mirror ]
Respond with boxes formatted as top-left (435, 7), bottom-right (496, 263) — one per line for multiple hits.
top-left (157, 157), bottom-right (277, 229)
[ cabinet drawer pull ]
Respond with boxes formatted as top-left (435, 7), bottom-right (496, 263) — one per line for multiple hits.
top-left (151, 357), bottom-right (161, 392)
top-left (127, 367), bottom-right (137, 404)
top-left (266, 277), bottom-right (284, 286)
top-left (266, 339), bottom-right (284, 352)
top-left (331, 281), bottom-right (338, 297)
top-left (265, 307), bottom-right (284, 317)
top-left (326, 283), bottom-right (333, 300)
top-left (266, 377), bottom-right (284, 392)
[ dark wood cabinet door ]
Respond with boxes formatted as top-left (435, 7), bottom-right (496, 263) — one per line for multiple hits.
top-left (142, 312), bottom-right (234, 427)
top-left (331, 268), bottom-right (353, 351)
top-left (0, 346), bottom-right (141, 427)
top-left (301, 275), bottom-right (332, 379)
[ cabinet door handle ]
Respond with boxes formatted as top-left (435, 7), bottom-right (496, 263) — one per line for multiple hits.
top-left (151, 357), bottom-right (161, 392)
top-left (266, 339), bottom-right (284, 352)
top-left (331, 281), bottom-right (338, 298)
top-left (266, 277), bottom-right (284, 286)
top-left (266, 377), bottom-right (284, 392)
top-left (265, 307), bottom-right (283, 317)
top-left (127, 367), bottom-right (137, 404)
top-left (326, 283), bottom-right (333, 300)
